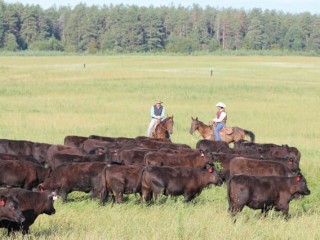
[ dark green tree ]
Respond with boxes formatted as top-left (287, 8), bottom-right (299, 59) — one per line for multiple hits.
top-left (244, 8), bottom-right (267, 50)
top-left (3, 32), bottom-right (19, 51)
top-left (284, 24), bottom-right (305, 50)
top-left (309, 16), bottom-right (320, 52)
top-left (0, 1), bottom-right (6, 48)
top-left (141, 7), bottom-right (165, 52)
top-left (20, 5), bottom-right (43, 47)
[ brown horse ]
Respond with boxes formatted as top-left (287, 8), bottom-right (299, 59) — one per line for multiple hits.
top-left (189, 117), bottom-right (255, 143)
top-left (152, 116), bottom-right (174, 140)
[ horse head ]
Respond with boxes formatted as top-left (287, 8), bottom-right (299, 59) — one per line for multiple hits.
top-left (165, 115), bottom-right (174, 134)
top-left (190, 117), bottom-right (199, 134)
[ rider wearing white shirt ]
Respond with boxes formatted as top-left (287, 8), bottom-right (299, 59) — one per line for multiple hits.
top-left (211, 102), bottom-right (227, 141)
top-left (147, 100), bottom-right (166, 137)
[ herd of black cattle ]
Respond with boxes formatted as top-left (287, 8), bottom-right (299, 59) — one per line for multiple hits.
top-left (0, 135), bottom-right (310, 235)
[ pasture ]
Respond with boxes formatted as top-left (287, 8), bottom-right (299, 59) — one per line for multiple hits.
top-left (0, 55), bottom-right (319, 239)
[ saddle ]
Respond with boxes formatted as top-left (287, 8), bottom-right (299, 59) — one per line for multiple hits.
top-left (150, 119), bottom-right (161, 137)
top-left (220, 127), bottom-right (233, 135)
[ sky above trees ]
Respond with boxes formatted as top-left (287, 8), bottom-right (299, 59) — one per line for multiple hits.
top-left (4, 0), bottom-right (320, 14)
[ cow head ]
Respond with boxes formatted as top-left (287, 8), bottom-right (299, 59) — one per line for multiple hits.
top-left (291, 174), bottom-right (311, 196)
top-left (40, 191), bottom-right (57, 215)
top-left (88, 147), bottom-right (106, 156)
top-left (0, 195), bottom-right (25, 223)
top-left (206, 165), bottom-right (223, 186)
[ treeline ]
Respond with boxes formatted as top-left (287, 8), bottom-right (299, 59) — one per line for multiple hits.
top-left (0, 1), bottom-right (320, 53)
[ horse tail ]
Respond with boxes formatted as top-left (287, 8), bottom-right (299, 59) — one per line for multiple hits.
top-left (243, 129), bottom-right (255, 142)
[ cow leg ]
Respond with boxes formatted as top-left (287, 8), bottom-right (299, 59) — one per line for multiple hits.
top-left (114, 191), bottom-right (123, 203)
top-left (275, 198), bottom-right (290, 219)
top-left (183, 193), bottom-right (196, 203)
top-left (22, 227), bottom-right (30, 235)
top-left (261, 205), bottom-right (273, 217)
top-left (152, 192), bottom-right (159, 202)
top-left (142, 188), bottom-right (152, 203)
top-left (228, 202), bottom-right (244, 217)
top-left (109, 192), bottom-right (116, 202)
top-left (60, 189), bottom-right (69, 203)
top-left (7, 226), bottom-right (15, 236)
top-left (277, 205), bottom-right (290, 220)
top-left (100, 188), bottom-right (108, 205)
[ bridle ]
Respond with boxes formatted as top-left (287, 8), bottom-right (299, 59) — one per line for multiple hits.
top-left (156, 118), bottom-right (173, 132)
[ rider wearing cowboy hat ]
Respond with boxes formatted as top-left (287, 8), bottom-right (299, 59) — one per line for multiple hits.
top-left (147, 100), bottom-right (166, 137)
top-left (211, 102), bottom-right (227, 141)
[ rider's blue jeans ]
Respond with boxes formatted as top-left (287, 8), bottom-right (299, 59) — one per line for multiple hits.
top-left (214, 122), bottom-right (225, 141)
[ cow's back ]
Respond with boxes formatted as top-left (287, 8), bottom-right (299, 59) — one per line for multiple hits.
top-left (229, 157), bottom-right (294, 177)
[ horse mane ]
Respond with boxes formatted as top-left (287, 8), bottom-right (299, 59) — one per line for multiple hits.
top-left (154, 116), bottom-right (173, 139)
top-left (161, 116), bottom-right (172, 125)
top-left (196, 118), bottom-right (209, 127)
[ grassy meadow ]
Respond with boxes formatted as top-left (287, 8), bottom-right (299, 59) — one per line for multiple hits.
top-left (0, 55), bottom-right (319, 239)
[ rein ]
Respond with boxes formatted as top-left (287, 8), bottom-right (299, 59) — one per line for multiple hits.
top-left (191, 131), bottom-right (202, 139)
top-left (155, 119), bottom-right (173, 134)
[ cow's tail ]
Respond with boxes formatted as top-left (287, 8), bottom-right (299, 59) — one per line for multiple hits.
top-left (244, 129), bottom-right (255, 143)
top-left (134, 166), bottom-right (148, 194)
top-left (100, 165), bottom-right (109, 205)
top-left (226, 177), bottom-right (233, 213)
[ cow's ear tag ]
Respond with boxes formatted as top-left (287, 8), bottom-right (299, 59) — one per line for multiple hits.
top-left (0, 199), bottom-right (5, 206)
top-left (289, 159), bottom-right (293, 165)
top-left (53, 196), bottom-right (58, 201)
top-left (208, 168), bottom-right (213, 173)
top-left (201, 153), bottom-right (204, 157)
top-left (39, 185), bottom-right (45, 192)
top-left (296, 175), bottom-right (301, 182)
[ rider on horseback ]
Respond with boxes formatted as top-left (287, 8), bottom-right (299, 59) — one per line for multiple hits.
top-left (147, 100), bottom-right (166, 137)
top-left (211, 102), bottom-right (227, 141)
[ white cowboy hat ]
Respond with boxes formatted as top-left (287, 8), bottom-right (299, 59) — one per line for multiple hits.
top-left (156, 100), bottom-right (163, 104)
top-left (216, 102), bottom-right (226, 108)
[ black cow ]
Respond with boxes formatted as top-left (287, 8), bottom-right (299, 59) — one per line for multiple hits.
top-left (113, 147), bottom-right (154, 166)
top-left (88, 135), bottom-right (117, 143)
top-left (0, 139), bottom-right (34, 156)
top-left (227, 174), bottom-right (310, 218)
top-left (81, 138), bottom-right (118, 155)
top-left (64, 135), bottom-right (89, 148)
top-left (40, 162), bottom-right (109, 203)
top-left (210, 152), bottom-right (300, 181)
top-left (233, 140), bottom-right (301, 162)
top-left (136, 166), bottom-right (223, 203)
top-left (101, 165), bottom-right (143, 203)
top-left (50, 152), bottom-right (113, 169)
top-left (0, 160), bottom-right (49, 190)
top-left (137, 139), bottom-right (191, 150)
top-left (144, 150), bottom-right (212, 168)
top-left (45, 144), bottom-right (87, 167)
top-left (196, 139), bottom-right (230, 153)
top-left (135, 136), bottom-right (170, 143)
top-left (229, 157), bottom-right (297, 177)
top-left (0, 153), bottom-right (41, 166)
top-left (0, 189), bottom-right (56, 235)
top-left (31, 142), bottom-right (53, 166)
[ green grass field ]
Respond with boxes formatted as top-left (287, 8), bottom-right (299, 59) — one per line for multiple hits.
top-left (0, 55), bottom-right (319, 239)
